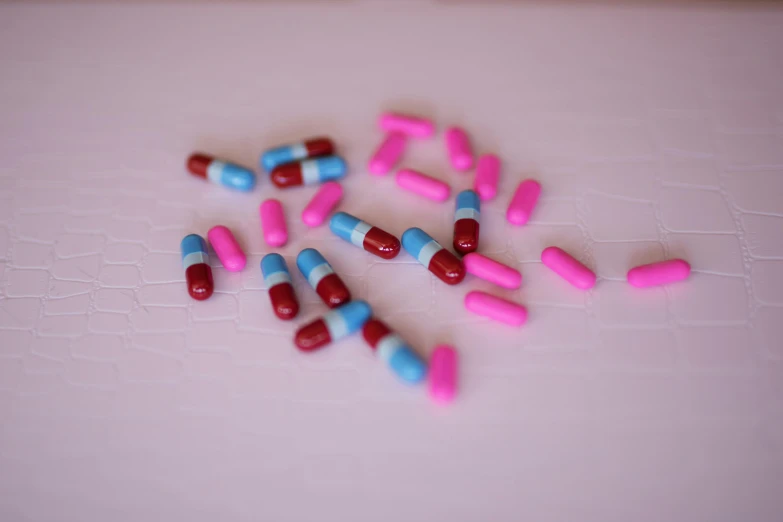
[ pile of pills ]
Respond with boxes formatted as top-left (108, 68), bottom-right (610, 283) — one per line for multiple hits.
top-left (184, 112), bottom-right (692, 405)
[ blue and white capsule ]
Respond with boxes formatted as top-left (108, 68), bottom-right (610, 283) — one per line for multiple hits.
top-left (453, 189), bottom-right (481, 255)
top-left (180, 234), bottom-right (214, 301)
top-left (294, 300), bottom-right (373, 352)
top-left (261, 137), bottom-right (335, 172)
top-left (187, 153), bottom-right (256, 192)
top-left (260, 253), bottom-right (299, 320)
top-left (329, 212), bottom-right (401, 259)
top-left (270, 156), bottom-right (347, 188)
top-left (362, 319), bottom-right (426, 384)
top-left (296, 248), bottom-right (351, 308)
top-left (401, 227), bottom-right (466, 285)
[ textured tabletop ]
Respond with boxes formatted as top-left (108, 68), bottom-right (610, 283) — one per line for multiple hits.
top-left (1, 2), bottom-right (783, 521)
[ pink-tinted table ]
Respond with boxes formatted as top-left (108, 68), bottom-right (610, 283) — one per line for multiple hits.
top-left (1, 2), bottom-right (782, 521)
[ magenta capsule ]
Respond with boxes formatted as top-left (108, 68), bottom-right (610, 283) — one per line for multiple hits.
top-left (541, 246), bottom-right (596, 290)
top-left (628, 259), bottom-right (691, 288)
top-left (463, 253), bottom-right (522, 289)
top-left (260, 199), bottom-right (288, 247)
top-left (474, 154), bottom-right (500, 201)
top-left (445, 127), bottom-right (474, 171)
top-left (369, 132), bottom-right (406, 175)
top-left (507, 179), bottom-right (541, 226)
top-left (207, 225), bottom-right (246, 272)
top-left (429, 345), bottom-right (457, 405)
top-left (464, 291), bottom-right (528, 326)
top-left (396, 169), bottom-right (451, 202)
top-left (378, 112), bottom-right (435, 138)
top-left (302, 181), bottom-right (343, 227)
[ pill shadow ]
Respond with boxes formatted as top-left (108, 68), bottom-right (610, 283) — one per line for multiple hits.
top-left (629, 242), bottom-right (669, 270)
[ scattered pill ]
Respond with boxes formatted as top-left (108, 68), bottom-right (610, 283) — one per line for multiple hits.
top-left (362, 319), bottom-right (427, 384)
top-left (270, 156), bottom-right (347, 188)
top-left (541, 246), bottom-right (596, 290)
top-left (506, 179), bottom-right (541, 225)
top-left (368, 132), bottom-right (406, 175)
top-left (294, 300), bottom-right (372, 352)
top-left (464, 291), bottom-right (527, 326)
top-left (180, 234), bottom-right (214, 301)
top-left (187, 153), bottom-right (256, 192)
top-left (302, 181), bottom-right (343, 227)
top-left (330, 212), bottom-right (401, 259)
top-left (259, 199), bottom-right (288, 247)
top-left (445, 127), bottom-right (474, 171)
top-left (378, 112), bottom-right (435, 138)
top-left (474, 154), bottom-right (500, 201)
top-left (207, 225), bottom-right (246, 272)
top-left (429, 345), bottom-right (457, 405)
top-left (261, 137), bottom-right (334, 172)
top-left (260, 253), bottom-right (299, 320)
top-left (396, 169), bottom-right (451, 202)
top-left (463, 253), bottom-right (521, 289)
top-left (628, 259), bottom-right (691, 288)
top-left (402, 227), bottom-right (465, 285)
top-left (296, 248), bottom-right (351, 308)
top-left (453, 190), bottom-right (480, 255)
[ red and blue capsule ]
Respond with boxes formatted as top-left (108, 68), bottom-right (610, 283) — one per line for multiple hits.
top-left (295, 300), bottom-right (372, 352)
top-left (181, 234), bottom-right (214, 300)
top-left (362, 319), bottom-right (427, 384)
top-left (401, 228), bottom-right (465, 285)
top-left (296, 248), bottom-right (351, 308)
top-left (271, 156), bottom-right (347, 188)
top-left (261, 137), bottom-right (335, 172)
top-left (260, 253), bottom-right (299, 320)
top-left (329, 212), bottom-right (401, 260)
top-left (187, 153), bottom-right (256, 192)
top-left (453, 189), bottom-right (480, 255)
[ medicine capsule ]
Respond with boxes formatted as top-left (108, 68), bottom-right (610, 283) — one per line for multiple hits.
top-left (362, 319), bottom-right (426, 384)
top-left (474, 154), bottom-right (500, 201)
top-left (260, 137), bottom-right (334, 172)
top-left (541, 246), bottom-right (596, 290)
top-left (463, 253), bottom-right (522, 289)
top-left (507, 179), bottom-right (541, 226)
top-left (401, 227), bottom-right (465, 285)
top-left (270, 156), bottom-right (347, 188)
top-left (294, 300), bottom-right (372, 352)
top-left (259, 199), bottom-right (288, 247)
top-left (207, 225), bottom-right (246, 272)
top-left (444, 127), bottom-right (474, 171)
top-left (186, 153), bottom-right (256, 192)
top-left (302, 181), bottom-right (343, 227)
top-left (429, 345), bottom-right (457, 405)
top-left (296, 248), bottom-right (351, 308)
top-left (329, 212), bottom-right (401, 260)
top-left (378, 112), bottom-right (435, 138)
top-left (453, 190), bottom-right (480, 255)
top-left (368, 132), bottom-right (406, 175)
top-left (464, 291), bottom-right (528, 326)
top-left (180, 234), bottom-right (214, 301)
top-left (260, 253), bottom-right (299, 320)
top-left (628, 259), bottom-right (690, 288)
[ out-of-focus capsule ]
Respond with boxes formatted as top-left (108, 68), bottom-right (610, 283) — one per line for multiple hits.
top-left (368, 132), bottom-right (406, 175)
top-left (207, 225), bottom-right (246, 272)
top-left (260, 254), bottom-right (299, 320)
top-left (453, 190), bottom-right (480, 255)
top-left (396, 169), bottom-right (451, 202)
top-left (270, 156), bottom-right (346, 188)
top-left (541, 246), bottom-right (596, 290)
top-left (429, 345), bottom-right (457, 405)
top-left (378, 112), bottom-right (435, 138)
top-left (362, 319), bottom-right (426, 384)
top-left (294, 300), bottom-right (372, 352)
top-left (181, 234), bottom-right (214, 301)
top-left (302, 181), bottom-right (343, 227)
top-left (260, 137), bottom-right (334, 172)
top-left (444, 127), bottom-right (474, 171)
top-left (474, 154), bottom-right (500, 201)
top-left (628, 259), bottom-right (690, 288)
top-left (187, 153), bottom-right (256, 192)
top-left (401, 227), bottom-right (465, 285)
top-left (464, 291), bottom-right (527, 326)
top-left (296, 248), bottom-right (351, 308)
top-left (329, 212), bottom-right (401, 260)
top-left (507, 179), bottom-right (541, 226)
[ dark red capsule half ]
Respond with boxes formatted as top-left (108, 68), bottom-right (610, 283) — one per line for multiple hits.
top-left (294, 319), bottom-right (332, 352)
top-left (315, 273), bottom-right (351, 308)
top-left (268, 283), bottom-right (299, 320)
top-left (185, 263), bottom-right (214, 300)
top-left (453, 219), bottom-right (480, 255)
top-left (364, 228), bottom-right (401, 260)
top-left (428, 249), bottom-right (466, 285)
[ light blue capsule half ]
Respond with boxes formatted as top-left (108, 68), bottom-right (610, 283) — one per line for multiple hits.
top-left (219, 163), bottom-right (256, 192)
top-left (296, 248), bottom-right (330, 279)
top-left (329, 212), bottom-right (362, 243)
top-left (180, 234), bottom-right (207, 259)
top-left (331, 300), bottom-right (372, 335)
top-left (389, 346), bottom-right (427, 384)
top-left (260, 253), bottom-right (290, 277)
top-left (261, 145), bottom-right (300, 173)
top-left (308, 156), bottom-right (347, 183)
top-left (456, 190), bottom-right (481, 212)
top-left (401, 227), bottom-right (435, 260)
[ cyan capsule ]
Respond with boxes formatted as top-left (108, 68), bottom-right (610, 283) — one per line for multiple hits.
top-left (187, 153), bottom-right (256, 192)
top-left (260, 137), bottom-right (335, 172)
top-left (362, 318), bottom-right (426, 384)
top-left (270, 156), bottom-right (347, 188)
top-left (296, 248), bottom-right (351, 308)
top-left (294, 300), bottom-right (373, 352)
top-left (402, 227), bottom-right (465, 285)
top-left (329, 212), bottom-right (401, 259)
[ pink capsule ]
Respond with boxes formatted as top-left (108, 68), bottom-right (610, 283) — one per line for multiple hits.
top-left (541, 246), bottom-right (596, 290)
top-left (206, 225), bottom-right (246, 272)
top-left (378, 112), bottom-right (435, 138)
top-left (396, 169), bottom-right (451, 202)
top-left (474, 154), bottom-right (500, 201)
top-left (259, 199), bottom-right (288, 247)
top-left (507, 179), bottom-right (541, 226)
top-left (464, 291), bottom-right (528, 326)
top-left (368, 132), bottom-right (406, 175)
top-left (302, 181), bottom-right (343, 227)
top-left (628, 259), bottom-right (690, 288)
top-left (463, 253), bottom-right (521, 289)
top-left (429, 345), bottom-right (457, 405)
top-left (445, 127), bottom-right (474, 171)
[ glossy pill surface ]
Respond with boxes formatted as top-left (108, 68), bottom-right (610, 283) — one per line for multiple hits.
top-left (363, 319), bottom-right (427, 384)
top-left (445, 127), bottom-right (474, 171)
top-left (260, 253), bottom-right (299, 320)
top-left (270, 156), bottom-right (346, 188)
top-left (453, 190), bottom-right (480, 255)
top-left (302, 181), bottom-right (343, 227)
top-left (261, 137), bottom-right (334, 172)
top-left (187, 153), bottom-right (256, 192)
top-left (465, 291), bottom-right (528, 326)
top-left (463, 253), bottom-right (522, 289)
top-left (429, 345), bottom-right (457, 405)
top-left (507, 179), bottom-right (541, 225)
top-left (628, 259), bottom-right (691, 288)
top-left (181, 234), bottom-right (214, 301)
top-left (396, 169), bottom-right (451, 202)
top-left (368, 132), bottom-right (406, 175)
top-left (296, 248), bottom-right (351, 308)
top-left (541, 246), bottom-right (596, 290)
top-left (330, 212), bottom-right (401, 259)
top-left (259, 199), bottom-right (288, 247)
top-left (207, 225), bottom-right (246, 272)
top-left (402, 227), bottom-right (465, 285)
top-left (294, 300), bottom-right (372, 352)
top-left (378, 112), bottom-right (435, 138)
top-left (474, 154), bottom-right (500, 201)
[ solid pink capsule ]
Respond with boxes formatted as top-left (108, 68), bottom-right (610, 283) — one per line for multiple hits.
top-left (507, 179), bottom-right (541, 225)
top-left (628, 259), bottom-right (690, 288)
top-left (445, 127), bottom-right (474, 171)
top-left (463, 253), bottom-right (521, 289)
top-left (302, 181), bottom-right (343, 227)
top-left (474, 154), bottom-right (500, 201)
top-left (368, 132), bottom-right (406, 175)
top-left (396, 169), bottom-right (450, 202)
top-left (206, 225), bottom-right (246, 272)
top-left (260, 199), bottom-right (288, 247)
top-left (464, 291), bottom-right (528, 326)
top-left (541, 246), bottom-right (596, 290)
top-left (378, 112), bottom-right (435, 138)
top-left (429, 345), bottom-right (457, 405)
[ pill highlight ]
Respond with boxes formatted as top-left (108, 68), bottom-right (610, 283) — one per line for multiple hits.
top-left (259, 199), bottom-right (288, 247)
top-left (445, 127), bottom-right (474, 171)
top-left (474, 154), bottom-right (500, 201)
top-left (628, 259), bottom-right (690, 288)
top-left (541, 246), bottom-right (596, 290)
top-left (187, 153), bottom-right (256, 192)
top-left (507, 179), bottom-right (541, 225)
top-left (330, 212), bottom-right (401, 259)
top-left (396, 169), bottom-right (451, 202)
top-left (402, 227), bottom-right (465, 285)
top-left (260, 253), bottom-right (299, 320)
top-left (207, 225), bottom-right (246, 272)
top-left (261, 137), bottom-right (334, 172)
top-left (453, 190), bottom-right (480, 255)
top-left (181, 234), bottom-right (214, 301)
top-left (429, 345), bottom-right (457, 405)
top-left (302, 181), bottom-right (343, 227)
top-left (270, 156), bottom-right (346, 188)
top-left (463, 253), bottom-right (521, 289)
top-left (362, 319), bottom-right (427, 384)
top-left (296, 248), bottom-right (351, 308)
top-left (378, 112), bottom-right (435, 138)
top-left (464, 291), bottom-right (528, 326)
top-left (368, 132), bottom-right (406, 176)
top-left (294, 300), bottom-right (372, 352)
